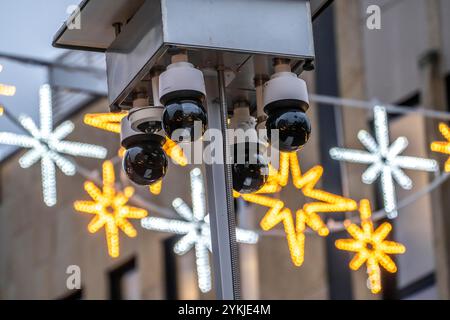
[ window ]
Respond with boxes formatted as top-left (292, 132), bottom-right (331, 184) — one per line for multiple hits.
top-left (164, 236), bottom-right (179, 300)
top-left (446, 74), bottom-right (450, 112)
top-left (399, 273), bottom-right (437, 300)
top-left (375, 92), bottom-right (436, 300)
top-left (109, 257), bottom-right (140, 300)
top-left (389, 92), bottom-right (421, 120)
top-left (59, 289), bottom-right (83, 300)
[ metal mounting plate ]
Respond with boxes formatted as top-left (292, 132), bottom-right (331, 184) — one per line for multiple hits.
top-left (52, 0), bottom-right (332, 52)
top-left (52, 0), bottom-right (145, 52)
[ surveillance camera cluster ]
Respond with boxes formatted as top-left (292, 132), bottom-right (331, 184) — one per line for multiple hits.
top-left (120, 52), bottom-right (311, 194)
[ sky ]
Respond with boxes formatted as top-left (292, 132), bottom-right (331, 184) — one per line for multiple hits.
top-left (0, 0), bottom-right (77, 61)
top-left (0, 0), bottom-right (87, 159)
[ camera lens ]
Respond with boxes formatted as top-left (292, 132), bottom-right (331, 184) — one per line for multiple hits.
top-left (232, 143), bottom-right (269, 194)
top-left (122, 141), bottom-right (168, 186)
top-left (162, 98), bottom-right (207, 142)
top-left (266, 107), bottom-right (311, 152)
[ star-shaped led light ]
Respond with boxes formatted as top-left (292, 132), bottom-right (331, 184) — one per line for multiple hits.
top-left (141, 168), bottom-right (258, 293)
top-left (336, 199), bottom-right (406, 294)
top-left (83, 111), bottom-right (187, 195)
top-left (330, 105), bottom-right (438, 219)
top-left (235, 152), bottom-right (357, 267)
top-left (74, 160), bottom-right (148, 258)
top-left (0, 64), bottom-right (16, 97)
top-left (84, 112), bottom-right (127, 134)
top-left (431, 123), bottom-right (450, 172)
top-left (0, 84), bottom-right (107, 206)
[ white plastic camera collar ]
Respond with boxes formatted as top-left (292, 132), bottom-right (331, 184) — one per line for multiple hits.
top-left (263, 72), bottom-right (309, 111)
top-left (127, 106), bottom-right (164, 133)
top-left (159, 62), bottom-right (206, 103)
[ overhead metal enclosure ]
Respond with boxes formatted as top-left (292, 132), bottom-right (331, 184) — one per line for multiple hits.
top-left (54, 0), bottom-right (320, 112)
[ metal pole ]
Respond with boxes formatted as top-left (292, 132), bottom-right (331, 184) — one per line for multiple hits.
top-left (204, 66), bottom-right (241, 300)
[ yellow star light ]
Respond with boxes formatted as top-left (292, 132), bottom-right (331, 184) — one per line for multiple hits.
top-left (84, 112), bottom-right (127, 134)
top-left (335, 199), bottom-right (406, 294)
top-left (162, 137), bottom-right (188, 167)
top-left (255, 164), bottom-right (282, 194)
top-left (83, 112), bottom-right (188, 194)
top-left (74, 160), bottom-right (148, 258)
top-left (0, 65), bottom-right (16, 97)
top-left (431, 123), bottom-right (450, 172)
top-left (235, 152), bottom-right (357, 266)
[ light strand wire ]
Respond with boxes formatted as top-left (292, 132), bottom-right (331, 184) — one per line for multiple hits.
top-left (2, 94), bottom-right (450, 237)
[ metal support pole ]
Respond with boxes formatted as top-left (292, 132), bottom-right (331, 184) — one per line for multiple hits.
top-left (204, 66), bottom-right (241, 300)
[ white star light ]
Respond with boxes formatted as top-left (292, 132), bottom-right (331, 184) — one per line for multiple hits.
top-left (330, 106), bottom-right (438, 219)
top-left (0, 84), bottom-right (107, 206)
top-left (141, 168), bottom-right (259, 293)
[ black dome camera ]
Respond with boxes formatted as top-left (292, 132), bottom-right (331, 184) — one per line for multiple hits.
top-left (263, 61), bottom-right (311, 152)
top-left (159, 52), bottom-right (207, 142)
top-left (232, 142), bottom-right (269, 194)
top-left (230, 103), bottom-right (269, 194)
top-left (121, 107), bottom-right (168, 186)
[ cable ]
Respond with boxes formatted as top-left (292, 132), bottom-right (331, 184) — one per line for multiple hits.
top-left (310, 94), bottom-right (450, 121)
top-left (2, 94), bottom-right (450, 237)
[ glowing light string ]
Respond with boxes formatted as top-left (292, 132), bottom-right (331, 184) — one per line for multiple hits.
top-left (83, 112), bottom-right (127, 134)
top-left (310, 94), bottom-right (450, 121)
top-left (335, 199), bottom-right (406, 294)
top-left (0, 64), bottom-right (16, 97)
top-left (83, 111), bottom-right (188, 195)
top-left (142, 168), bottom-right (258, 293)
top-left (235, 152), bottom-right (357, 267)
top-left (431, 123), bottom-right (450, 172)
top-left (330, 105), bottom-right (438, 219)
top-left (0, 84), bottom-right (107, 206)
top-left (74, 160), bottom-right (148, 258)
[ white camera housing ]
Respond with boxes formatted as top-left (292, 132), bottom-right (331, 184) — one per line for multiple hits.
top-left (263, 72), bottom-right (309, 112)
top-left (121, 107), bottom-right (166, 148)
top-left (159, 62), bottom-right (206, 104)
top-left (127, 106), bottom-right (164, 133)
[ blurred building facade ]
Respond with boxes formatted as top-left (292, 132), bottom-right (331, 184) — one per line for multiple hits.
top-left (1, 0), bottom-right (450, 300)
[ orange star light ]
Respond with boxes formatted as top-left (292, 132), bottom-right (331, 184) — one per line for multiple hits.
top-left (83, 112), bottom-right (187, 195)
top-left (74, 160), bottom-right (148, 258)
top-left (335, 199), bottom-right (406, 294)
top-left (0, 65), bottom-right (16, 97)
top-left (83, 112), bottom-right (127, 134)
top-left (431, 123), bottom-right (450, 172)
top-left (235, 152), bottom-right (357, 266)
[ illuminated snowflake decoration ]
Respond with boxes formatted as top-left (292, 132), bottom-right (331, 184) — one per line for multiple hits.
top-left (0, 84), bottom-right (107, 206)
top-left (141, 168), bottom-right (259, 293)
top-left (330, 106), bottom-right (438, 219)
